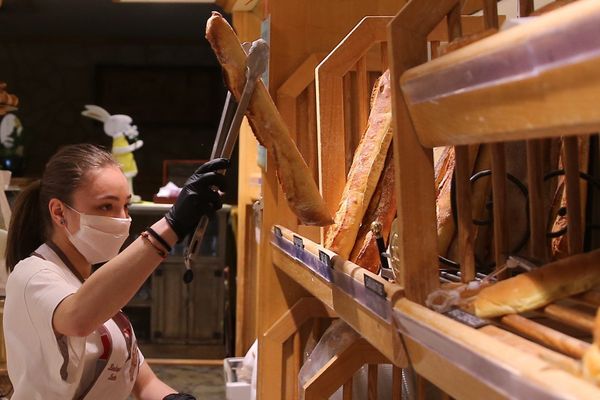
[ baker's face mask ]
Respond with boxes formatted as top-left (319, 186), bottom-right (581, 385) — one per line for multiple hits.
top-left (63, 204), bottom-right (131, 264)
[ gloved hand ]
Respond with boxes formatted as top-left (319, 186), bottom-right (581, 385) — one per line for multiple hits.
top-left (165, 158), bottom-right (229, 240)
top-left (163, 393), bottom-right (196, 400)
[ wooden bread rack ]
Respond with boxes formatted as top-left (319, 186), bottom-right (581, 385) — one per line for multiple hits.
top-left (231, 0), bottom-right (600, 398)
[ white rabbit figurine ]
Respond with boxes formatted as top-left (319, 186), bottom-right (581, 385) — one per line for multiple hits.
top-left (82, 105), bottom-right (144, 202)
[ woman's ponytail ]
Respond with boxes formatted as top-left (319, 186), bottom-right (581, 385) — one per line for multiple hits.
top-left (6, 180), bottom-right (45, 271)
top-left (5, 144), bottom-right (118, 271)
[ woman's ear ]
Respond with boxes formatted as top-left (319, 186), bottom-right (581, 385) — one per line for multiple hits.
top-left (48, 198), bottom-right (66, 227)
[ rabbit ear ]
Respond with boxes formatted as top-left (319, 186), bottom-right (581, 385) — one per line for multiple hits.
top-left (81, 104), bottom-right (111, 122)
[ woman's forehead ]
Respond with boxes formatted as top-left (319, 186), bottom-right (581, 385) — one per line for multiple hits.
top-left (77, 166), bottom-right (129, 199)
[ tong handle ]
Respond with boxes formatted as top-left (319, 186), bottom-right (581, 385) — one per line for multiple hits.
top-left (182, 39), bottom-right (269, 283)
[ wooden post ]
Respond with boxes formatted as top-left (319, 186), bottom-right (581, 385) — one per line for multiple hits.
top-left (563, 136), bottom-right (583, 254)
top-left (388, 0), bottom-right (461, 303)
top-left (455, 145), bottom-right (476, 282)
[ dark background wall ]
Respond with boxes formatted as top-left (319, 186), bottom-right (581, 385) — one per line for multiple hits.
top-left (0, 0), bottom-right (238, 203)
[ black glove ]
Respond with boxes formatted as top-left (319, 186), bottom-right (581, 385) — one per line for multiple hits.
top-left (165, 158), bottom-right (229, 240)
top-left (163, 393), bottom-right (196, 400)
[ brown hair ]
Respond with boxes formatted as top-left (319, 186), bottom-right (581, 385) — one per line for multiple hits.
top-left (6, 144), bottom-right (119, 270)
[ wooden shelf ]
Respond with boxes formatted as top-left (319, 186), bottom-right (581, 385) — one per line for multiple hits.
top-left (271, 225), bottom-right (404, 366)
top-left (401, 1), bottom-right (600, 147)
top-left (271, 226), bottom-right (600, 399)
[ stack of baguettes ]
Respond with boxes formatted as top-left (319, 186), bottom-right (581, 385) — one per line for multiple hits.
top-left (0, 82), bottom-right (18, 115)
top-left (324, 70), bottom-right (395, 273)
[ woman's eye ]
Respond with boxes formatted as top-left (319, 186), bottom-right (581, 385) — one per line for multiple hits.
top-left (100, 204), bottom-right (113, 211)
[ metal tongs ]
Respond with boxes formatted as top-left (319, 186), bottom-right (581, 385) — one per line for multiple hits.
top-left (182, 38), bottom-right (269, 283)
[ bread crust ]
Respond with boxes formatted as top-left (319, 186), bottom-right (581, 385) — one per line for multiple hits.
top-left (205, 12), bottom-right (332, 226)
top-left (583, 309), bottom-right (600, 383)
top-left (349, 148), bottom-right (396, 273)
top-left (468, 248), bottom-right (600, 318)
top-left (324, 71), bottom-right (393, 258)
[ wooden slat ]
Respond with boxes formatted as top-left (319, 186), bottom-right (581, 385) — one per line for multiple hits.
top-left (380, 42), bottom-right (389, 70)
top-left (368, 364), bottom-right (378, 400)
top-left (392, 366), bottom-right (403, 400)
top-left (527, 140), bottom-right (549, 261)
top-left (446, 2), bottom-right (463, 41)
top-left (417, 375), bottom-right (427, 400)
top-left (518, 0), bottom-right (534, 17)
top-left (343, 380), bottom-right (353, 400)
top-left (307, 80), bottom-right (319, 181)
top-left (388, 0), bottom-right (459, 303)
top-left (544, 304), bottom-right (595, 334)
top-left (500, 314), bottom-right (590, 358)
top-left (563, 136), bottom-right (584, 254)
top-left (482, 0), bottom-right (499, 29)
top-left (288, 332), bottom-right (302, 400)
top-left (455, 145), bottom-right (476, 282)
top-left (343, 73), bottom-right (355, 173)
top-left (479, 325), bottom-right (580, 374)
top-left (233, 9), bottom-right (263, 357)
top-left (356, 56), bottom-right (370, 134)
top-left (490, 143), bottom-right (508, 275)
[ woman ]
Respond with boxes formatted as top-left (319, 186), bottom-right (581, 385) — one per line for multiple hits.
top-left (3, 144), bottom-right (227, 400)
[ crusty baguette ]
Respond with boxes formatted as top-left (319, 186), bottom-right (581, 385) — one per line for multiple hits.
top-left (435, 146), bottom-right (456, 258)
top-left (324, 70), bottom-right (393, 258)
top-left (466, 248), bottom-right (600, 318)
top-left (205, 12), bottom-right (332, 226)
top-left (583, 308), bottom-right (600, 383)
top-left (349, 148), bottom-right (396, 273)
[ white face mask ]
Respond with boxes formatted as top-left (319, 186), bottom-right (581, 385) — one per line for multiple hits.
top-left (64, 205), bottom-right (131, 264)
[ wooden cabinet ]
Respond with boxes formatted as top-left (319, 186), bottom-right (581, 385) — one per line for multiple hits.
top-left (125, 204), bottom-right (231, 348)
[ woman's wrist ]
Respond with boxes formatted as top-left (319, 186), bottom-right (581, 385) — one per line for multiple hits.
top-left (150, 218), bottom-right (179, 248)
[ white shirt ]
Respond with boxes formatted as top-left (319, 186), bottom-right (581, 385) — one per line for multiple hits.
top-left (3, 243), bottom-right (144, 400)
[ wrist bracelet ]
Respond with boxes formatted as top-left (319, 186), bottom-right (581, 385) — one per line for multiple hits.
top-left (140, 231), bottom-right (167, 258)
top-left (146, 226), bottom-right (172, 253)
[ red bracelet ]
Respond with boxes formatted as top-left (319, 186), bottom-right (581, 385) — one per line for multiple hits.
top-left (141, 231), bottom-right (167, 258)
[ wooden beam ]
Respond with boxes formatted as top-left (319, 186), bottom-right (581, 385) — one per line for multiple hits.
top-left (388, 0), bottom-right (460, 303)
top-left (402, 0), bottom-right (600, 148)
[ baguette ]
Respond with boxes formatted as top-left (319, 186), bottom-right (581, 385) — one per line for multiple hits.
top-left (435, 146), bottom-right (456, 258)
top-left (324, 70), bottom-right (393, 258)
top-left (583, 308), bottom-right (600, 383)
top-left (466, 248), bottom-right (600, 318)
top-left (205, 12), bottom-right (332, 226)
top-left (349, 148), bottom-right (396, 273)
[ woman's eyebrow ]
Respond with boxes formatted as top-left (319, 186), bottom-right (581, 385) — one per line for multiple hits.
top-left (95, 194), bottom-right (133, 201)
